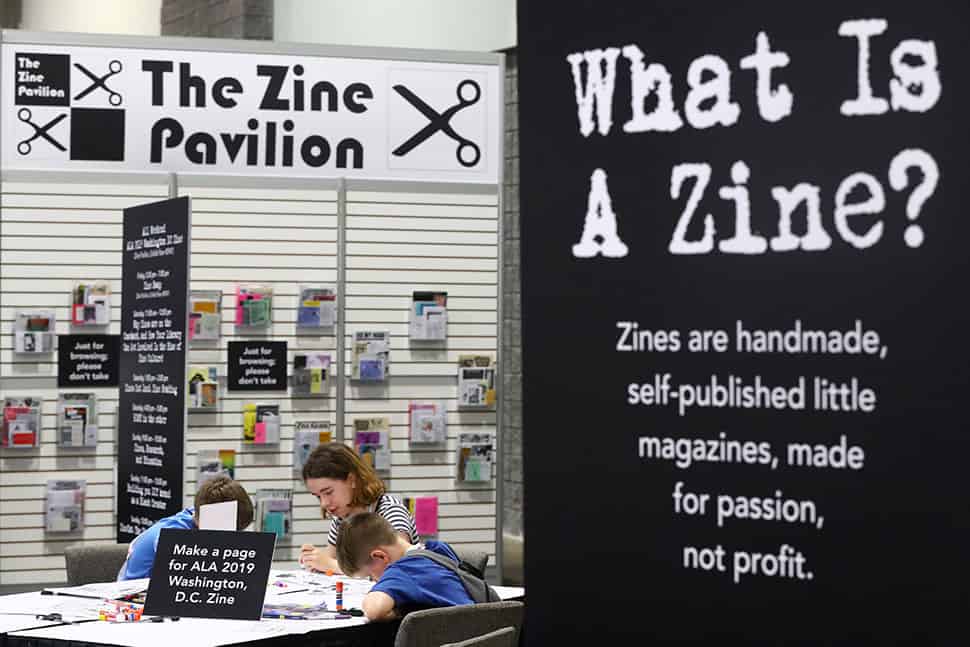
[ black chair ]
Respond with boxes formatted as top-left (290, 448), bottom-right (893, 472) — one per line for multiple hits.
top-left (64, 543), bottom-right (130, 585)
top-left (453, 547), bottom-right (489, 577)
top-left (442, 626), bottom-right (518, 647)
top-left (394, 601), bottom-right (524, 647)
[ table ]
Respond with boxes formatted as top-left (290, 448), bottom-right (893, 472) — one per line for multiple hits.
top-left (0, 573), bottom-right (525, 647)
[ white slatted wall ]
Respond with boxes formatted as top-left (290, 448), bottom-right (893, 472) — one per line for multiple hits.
top-left (0, 175), bottom-right (499, 586)
top-left (177, 180), bottom-right (340, 568)
top-left (344, 187), bottom-right (499, 564)
top-left (0, 178), bottom-right (170, 586)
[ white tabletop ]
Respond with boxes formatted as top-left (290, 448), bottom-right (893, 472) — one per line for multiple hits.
top-left (0, 617), bottom-right (64, 635)
top-left (4, 571), bottom-right (525, 647)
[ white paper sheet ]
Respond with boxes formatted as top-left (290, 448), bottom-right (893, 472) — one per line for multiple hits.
top-left (492, 585), bottom-right (525, 600)
top-left (0, 617), bottom-right (63, 635)
top-left (42, 578), bottom-right (150, 600)
top-left (198, 500), bottom-right (238, 531)
top-left (0, 591), bottom-right (105, 621)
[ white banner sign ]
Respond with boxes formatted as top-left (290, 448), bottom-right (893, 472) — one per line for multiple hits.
top-left (2, 43), bottom-right (501, 183)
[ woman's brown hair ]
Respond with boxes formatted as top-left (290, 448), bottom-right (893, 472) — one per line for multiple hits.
top-left (301, 442), bottom-right (385, 509)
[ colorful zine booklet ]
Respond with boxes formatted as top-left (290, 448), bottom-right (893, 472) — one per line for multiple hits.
top-left (57, 393), bottom-right (98, 447)
top-left (14, 310), bottom-right (55, 353)
top-left (456, 433), bottom-right (495, 482)
top-left (409, 291), bottom-right (448, 341)
top-left (293, 421), bottom-right (331, 475)
top-left (404, 496), bottom-right (439, 536)
top-left (352, 331), bottom-right (390, 381)
top-left (189, 290), bottom-right (222, 343)
top-left (408, 401), bottom-right (447, 444)
top-left (197, 449), bottom-right (237, 485)
top-left (256, 489), bottom-right (293, 539)
top-left (457, 355), bottom-right (497, 408)
top-left (235, 285), bottom-right (273, 328)
top-left (243, 403), bottom-right (281, 444)
top-left (72, 282), bottom-right (111, 326)
top-left (187, 366), bottom-right (219, 410)
top-left (2, 396), bottom-right (42, 448)
top-left (292, 353), bottom-right (331, 396)
top-left (297, 286), bottom-right (336, 328)
top-left (354, 417), bottom-right (391, 472)
top-left (46, 480), bottom-right (86, 533)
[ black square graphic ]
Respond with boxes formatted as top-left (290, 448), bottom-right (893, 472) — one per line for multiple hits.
top-left (70, 108), bottom-right (125, 161)
top-left (14, 53), bottom-right (70, 106)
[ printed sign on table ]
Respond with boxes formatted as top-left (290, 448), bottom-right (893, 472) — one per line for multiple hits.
top-left (145, 529), bottom-right (275, 620)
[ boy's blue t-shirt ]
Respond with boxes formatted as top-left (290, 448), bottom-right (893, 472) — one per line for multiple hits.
top-left (118, 507), bottom-right (196, 581)
top-left (372, 540), bottom-right (474, 610)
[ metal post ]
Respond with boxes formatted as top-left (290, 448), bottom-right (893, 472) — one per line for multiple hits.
top-left (494, 52), bottom-right (507, 584)
top-left (335, 178), bottom-right (347, 442)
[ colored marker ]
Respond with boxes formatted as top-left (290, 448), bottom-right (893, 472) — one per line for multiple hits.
top-left (335, 581), bottom-right (344, 610)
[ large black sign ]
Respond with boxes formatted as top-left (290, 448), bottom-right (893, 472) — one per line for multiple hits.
top-left (57, 334), bottom-right (120, 387)
top-left (519, 2), bottom-right (968, 644)
top-left (117, 197), bottom-right (190, 543)
top-left (227, 341), bottom-right (288, 391)
top-left (145, 529), bottom-right (275, 621)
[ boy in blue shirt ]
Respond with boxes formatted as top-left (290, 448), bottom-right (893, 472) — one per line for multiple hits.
top-left (335, 511), bottom-right (480, 621)
top-left (118, 476), bottom-right (254, 580)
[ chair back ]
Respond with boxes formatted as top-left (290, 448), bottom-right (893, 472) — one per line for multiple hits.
top-left (394, 601), bottom-right (524, 647)
top-left (64, 543), bottom-right (130, 585)
top-left (442, 626), bottom-right (518, 647)
top-left (453, 547), bottom-right (489, 577)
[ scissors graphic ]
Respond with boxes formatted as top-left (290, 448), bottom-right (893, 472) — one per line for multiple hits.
top-left (392, 79), bottom-right (481, 167)
top-left (17, 108), bottom-right (67, 155)
top-left (74, 59), bottom-right (123, 105)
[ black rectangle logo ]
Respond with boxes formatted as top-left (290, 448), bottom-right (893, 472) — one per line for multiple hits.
top-left (14, 52), bottom-right (70, 106)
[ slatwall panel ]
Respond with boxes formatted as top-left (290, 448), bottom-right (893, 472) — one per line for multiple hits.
top-left (0, 178), bottom-right (170, 586)
top-left (0, 177), bottom-right (341, 584)
top-left (345, 187), bottom-right (499, 566)
top-left (0, 177), bottom-right (501, 585)
top-left (176, 180), bottom-right (339, 567)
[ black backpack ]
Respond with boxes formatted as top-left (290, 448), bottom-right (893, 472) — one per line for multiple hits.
top-left (400, 549), bottom-right (497, 603)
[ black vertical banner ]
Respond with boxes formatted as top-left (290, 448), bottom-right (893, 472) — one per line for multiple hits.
top-left (519, 2), bottom-right (969, 645)
top-left (117, 197), bottom-right (190, 543)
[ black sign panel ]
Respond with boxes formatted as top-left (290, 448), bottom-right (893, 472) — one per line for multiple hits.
top-left (145, 529), bottom-right (275, 621)
top-left (227, 341), bottom-right (288, 391)
top-left (14, 52), bottom-right (70, 106)
top-left (117, 197), bottom-right (190, 543)
top-left (518, 2), bottom-right (968, 644)
top-left (57, 334), bottom-right (120, 387)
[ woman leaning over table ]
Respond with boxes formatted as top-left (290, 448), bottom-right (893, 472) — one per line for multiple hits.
top-left (299, 442), bottom-right (418, 574)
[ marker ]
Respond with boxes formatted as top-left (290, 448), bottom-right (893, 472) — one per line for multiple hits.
top-left (335, 581), bottom-right (344, 610)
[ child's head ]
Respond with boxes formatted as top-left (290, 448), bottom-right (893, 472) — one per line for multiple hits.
top-left (194, 476), bottom-right (254, 530)
top-left (335, 511), bottom-right (403, 579)
top-left (302, 443), bottom-right (385, 519)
